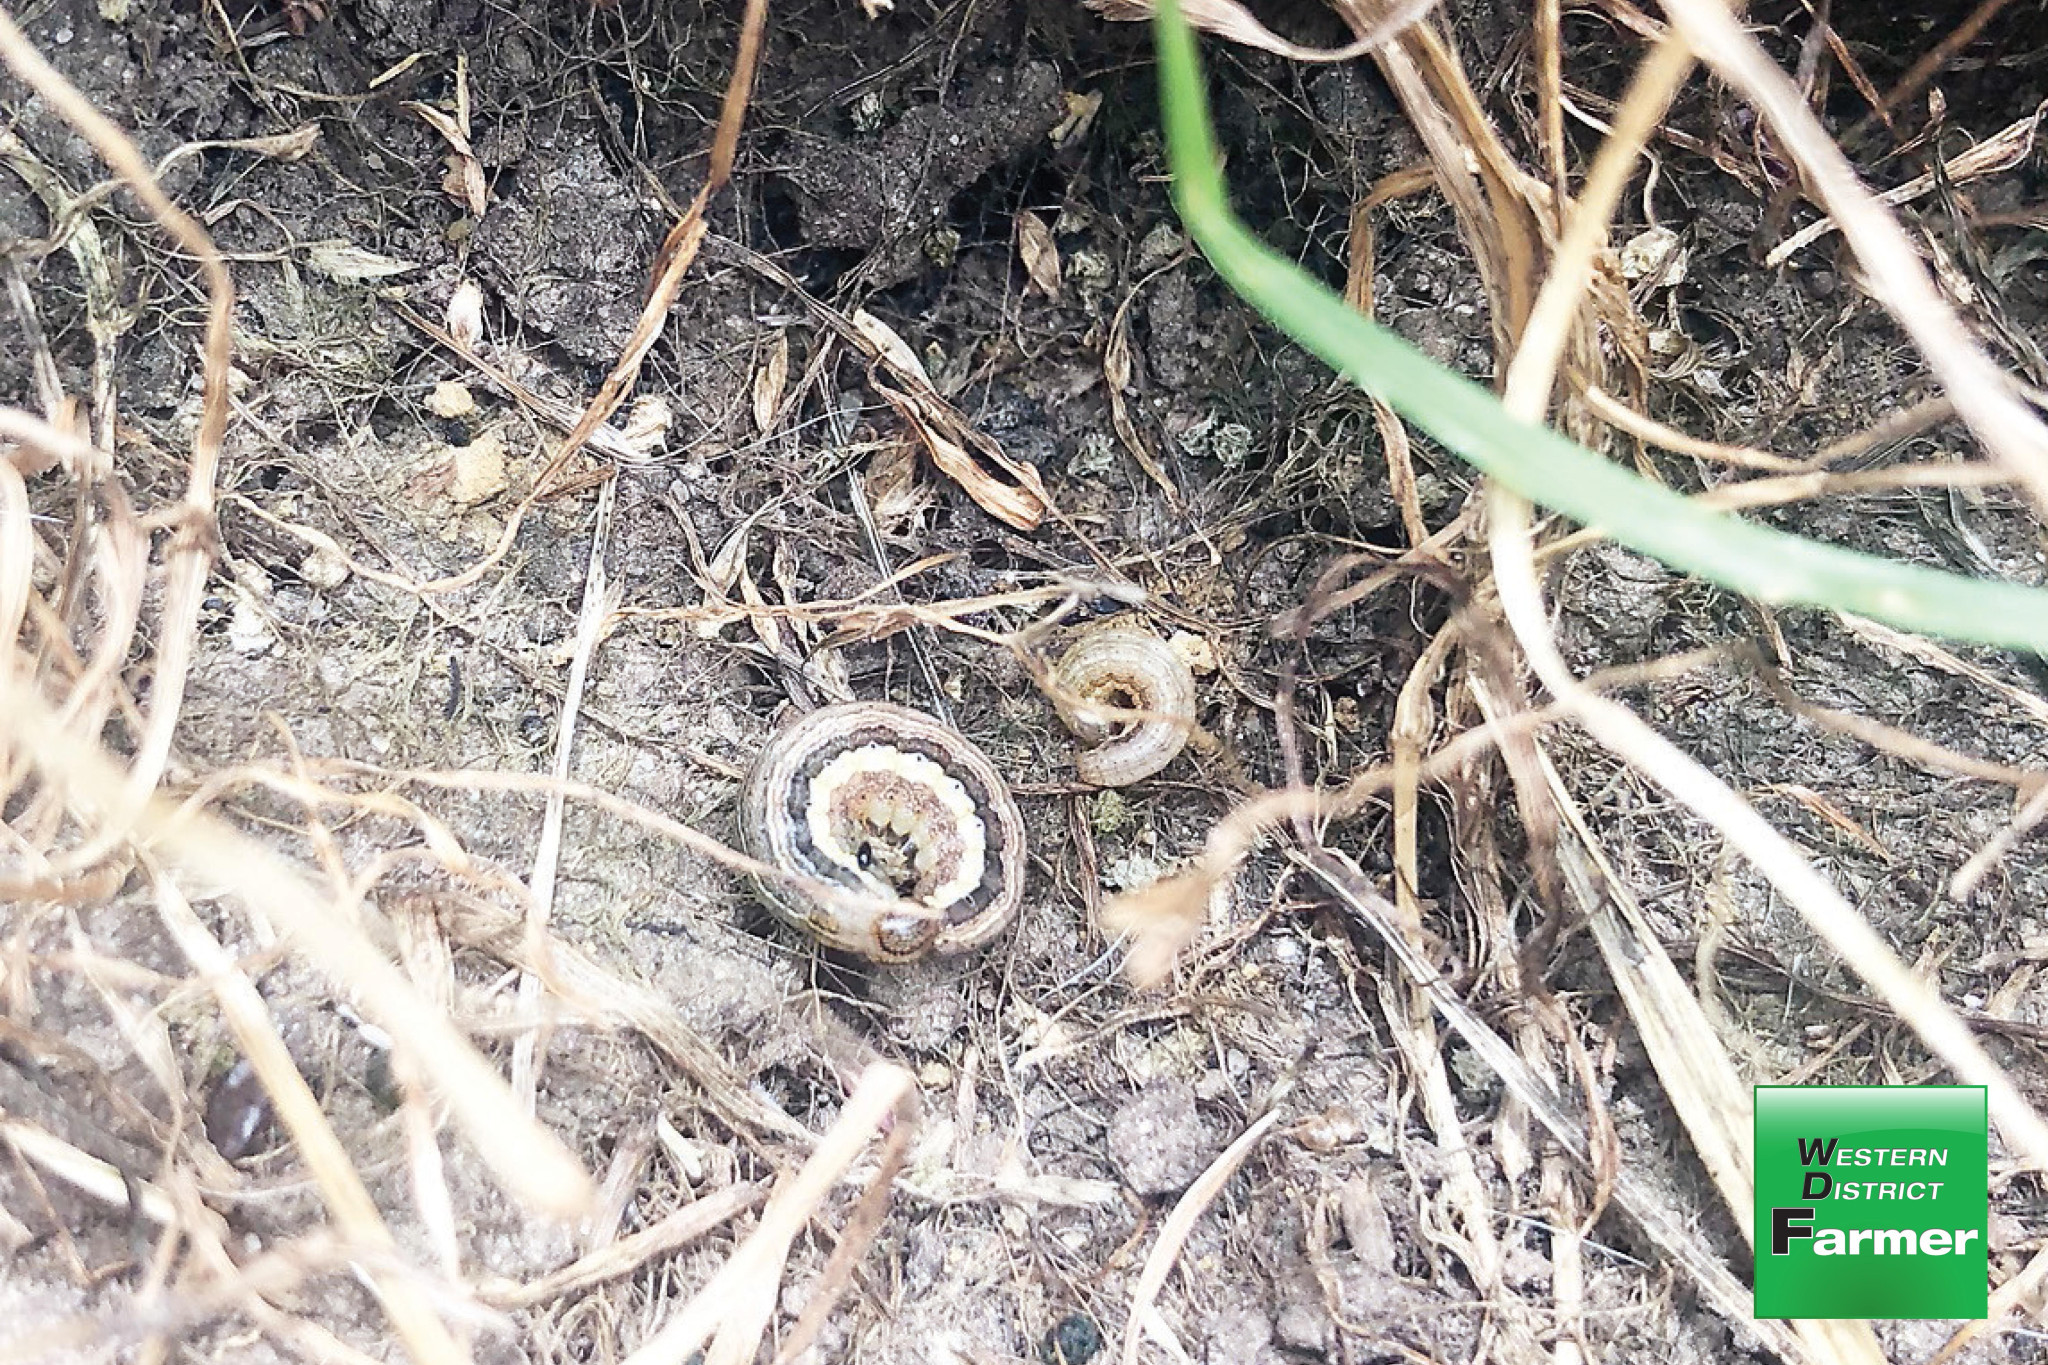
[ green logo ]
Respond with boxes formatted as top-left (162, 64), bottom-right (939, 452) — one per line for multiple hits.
top-left (1754, 1086), bottom-right (1987, 1319)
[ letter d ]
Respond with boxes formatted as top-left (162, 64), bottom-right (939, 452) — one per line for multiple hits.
top-left (1801, 1171), bottom-right (1833, 1199)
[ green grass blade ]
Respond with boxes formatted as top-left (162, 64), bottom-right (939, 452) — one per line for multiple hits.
top-left (1152, 0), bottom-right (2048, 657)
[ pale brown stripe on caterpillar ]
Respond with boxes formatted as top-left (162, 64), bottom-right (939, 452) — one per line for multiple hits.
top-left (738, 701), bottom-right (1027, 962)
top-left (1051, 619), bottom-right (1197, 787)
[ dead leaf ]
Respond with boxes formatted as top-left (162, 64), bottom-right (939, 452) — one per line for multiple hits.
top-left (705, 519), bottom-right (754, 597)
top-left (406, 101), bottom-right (488, 217)
top-left (772, 537), bottom-right (804, 616)
top-left (369, 52), bottom-right (428, 90)
top-left (446, 279), bottom-right (484, 349)
top-left (850, 310), bottom-right (1050, 530)
top-left (739, 561), bottom-right (795, 662)
top-left (849, 309), bottom-right (928, 380)
top-left (874, 383), bottom-right (1047, 530)
top-left (304, 241), bottom-right (418, 282)
top-left (620, 394), bottom-right (673, 459)
top-left (1103, 299), bottom-right (1179, 500)
top-left (242, 124), bottom-right (321, 161)
top-left (865, 438), bottom-right (932, 527)
top-left (1086, 0), bottom-right (1437, 63)
top-left (753, 332), bottom-right (789, 434)
top-left (1017, 210), bottom-right (1062, 300)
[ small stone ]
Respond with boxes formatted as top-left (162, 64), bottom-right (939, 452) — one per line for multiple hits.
top-left (445, 280), bottom-right (485, 348)
top-left (299, 547), bottom-right (350, 589)
top-left (228, 588), bottom-right (275, 658)
top-left (1102, 852), bottom-right (1165, 894)
top-left (1135, 222), bottom-right (1185, 274)
top-left (447, 431), bottom-right (507, 505)
top-left (1039, 1314), bottom-right (1103, 1365)
top-left (426, 380), bottom-right (476, 418)
top-left (1167, 630), bottom-right (1214, 674)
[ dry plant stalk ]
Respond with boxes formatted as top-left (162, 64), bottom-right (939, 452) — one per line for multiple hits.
top-left (1120, 1110), bottom-right (1282, 1365)
top-left (618, 1064), bottom-right (918, 1365)
top-left (0, 5), bottom-right (229, 816)
top-left (1659, 0), bottom-right (2048, 516)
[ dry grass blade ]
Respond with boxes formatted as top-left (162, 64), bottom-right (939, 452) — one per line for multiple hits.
top-left (1120, 1110), bottom-right (1280, 1365)
top-left (481, 1183), bottom-right (769, 1312)
top-left (1487, 0), bottom-right (2048, 1207)
top-left (1104, 290), bottom-right (1183, 502)
top-left (1087, 0), bottom-right (1437, 62)
top-left (619, 1064), bottom-right (917, 1365)
top-left (0, 674), bottom-right (596, 1218)
top-left (1479, 0), bottom-right (2048, 1183)
top-left (0, 1117), bottom-right (179, 1227)
top-left (406, 95), bottom-right (487, 218)
top-left (0, 1228), bottom-right (366, 1365)
top-left (1485, 491), bottom-right (2004, 1364)
top-left (545, 0), bottom-right (765, 460)
top-left (1380, 621), bottom-right (1517, 1316)
top-left (1458, 6), bottom-right (2048, 1340)
top-left (0, 409), bottom-right (101, 477)
top-left (1578, 384), bottom-right (1805, 471)
top-left (1950, 782), bottom-right (2048, 902)
top-left (1366, 12), bottom-right (1557, 358)
top-left (1544, 789), bottom-right (1887, 1362)
top-left (1843, 0), bottom-right (2015, 145)
top-left (1505, 31), bottom-right (1694, 412)
top-left (0, 4), bottom-right (231, 803)
top-left (510, 478), bottom-right (620, 1111)
top-left (701, 237), bottom-right (1052, 528)
top-left (1299, 849), bottom-right (1801, 1357)
top-left (1766, 97), bottom-right (2048, 265)
top-left (1485, 492), bottom-right (2048, 1165)
top-left (0, 461), bottom-right (28, 655)
top-left (148, 868), bottom-right (471, 1365)
top-left (387, 300), bottom-right (648, 463)
top-left (449, 888), bottom-right (819, 1147)
top-left (1657, 0), bottom-right (2048, 520)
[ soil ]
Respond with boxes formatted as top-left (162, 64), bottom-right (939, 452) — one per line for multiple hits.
top-left (5, 0), bottom-right (2048, 1361)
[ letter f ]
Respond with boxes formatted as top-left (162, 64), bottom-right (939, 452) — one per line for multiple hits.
top-left (1771, 1207), bottom-right (1815, 1255)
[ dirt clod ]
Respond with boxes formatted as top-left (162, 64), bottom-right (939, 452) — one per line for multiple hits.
top-left (1107, 1078), bottom-right (1223, 1196)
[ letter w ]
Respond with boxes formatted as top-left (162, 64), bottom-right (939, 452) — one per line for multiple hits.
top-left (1798, 1137), bottom-right (1838, 1165)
